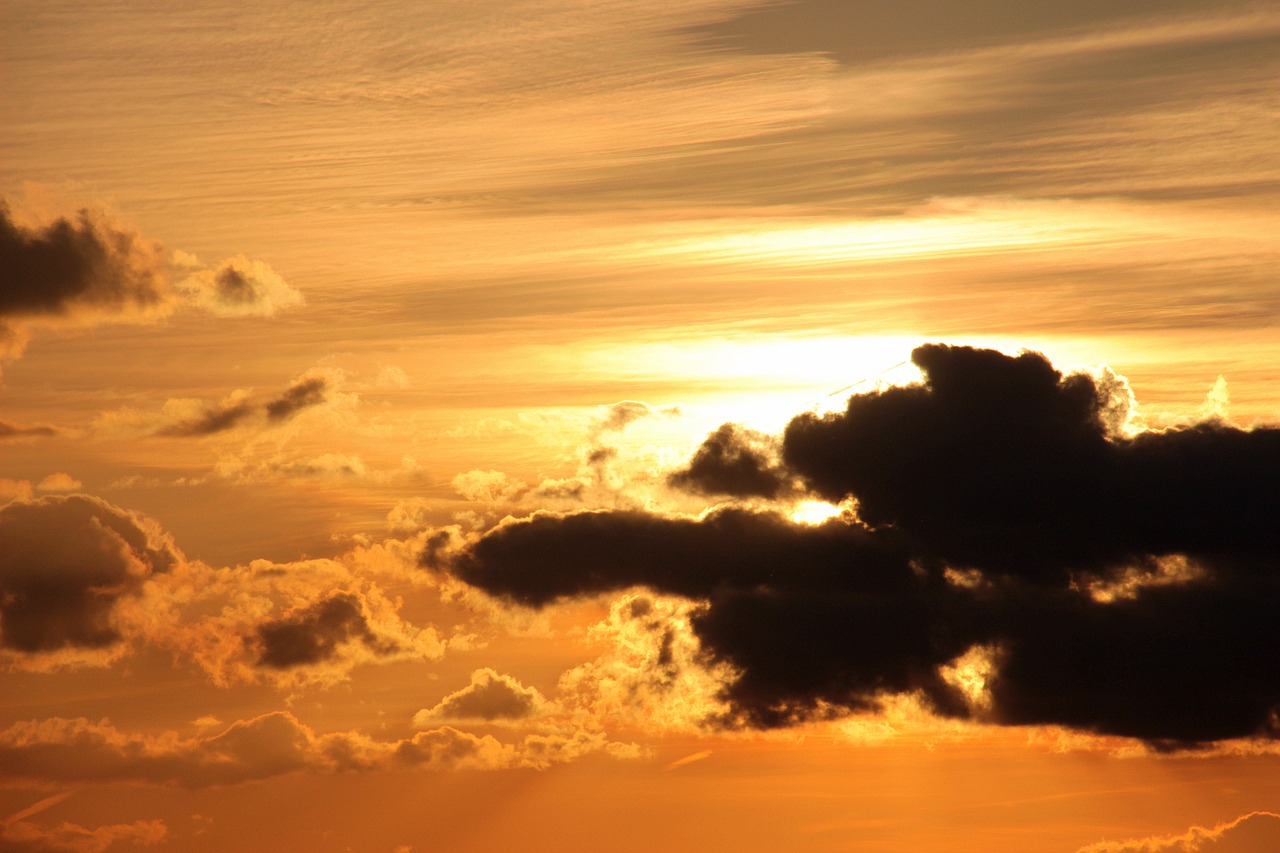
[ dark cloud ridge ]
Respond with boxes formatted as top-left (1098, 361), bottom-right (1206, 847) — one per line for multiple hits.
top-left (443, 344), bottom-right (1280, 746)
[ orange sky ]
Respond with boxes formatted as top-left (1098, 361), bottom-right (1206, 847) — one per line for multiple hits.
top-left (2, 1), bottom-right (1279, 851)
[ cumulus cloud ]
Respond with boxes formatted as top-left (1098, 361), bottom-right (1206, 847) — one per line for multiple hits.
top-left (35, 473), bottom-right (82, 493)
top-left (0, 201), bottom-right (301, 360)
top-left (0, 710), bottom-right (633, 788)
top-left (254, 591), bottom-right (399, 669)
top-left (154, 560), bottom-right (447, 690)
top-left (667, 422), bottom-right (796, 499)
top-left (413, 669), bottom-right (547, 726)
top-left (264, 375), bottom-right (328, 421)
top-left (0, 495), bottom-right (180, 666)
top-left (0, 203), bottom-right (169, 356)
top-left (441, 345), bottom-right (1280, 746)
top-left (177, 255), bottom-right (303, 318)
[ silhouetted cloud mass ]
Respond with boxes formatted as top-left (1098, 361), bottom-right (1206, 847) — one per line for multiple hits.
top-left (156, 401), bottom-right (256, 437)
top-left (264, 376), bottom-right (328, 421)
top-left (0, 495), bottom-right (180, 654)
top-left (444, 345), bottom-right (1280, 746)
top-left (668, 422), bottom-right (795, 499)
top-left (254, 592), bottom-right (392, 669)
top-left (0, 204), bottom-right (168, 354)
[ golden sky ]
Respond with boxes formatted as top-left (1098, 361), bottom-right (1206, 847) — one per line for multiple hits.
top-left (2, 1), bottom-right (1279, 851)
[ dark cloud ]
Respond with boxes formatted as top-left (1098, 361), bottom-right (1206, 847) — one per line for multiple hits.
top-left (667, 423), bottom-right (796, 499)
top-left (0, 204), bottom-right (169, 354)
top-left (444, 345), bottom-right (1280, 746)
top-left (783, 343), bottom-right (1280, 582)
top-left (264, 376), bottom-right (328, 421)
top-left (154, 373), bottom-right (331, 438)
top-left (0, 495), bottom-right (180, 655)
top-left (155, 401), bottom-right (255, 437)
top-left (0, 204), bottom-right (168, 320)
top-left (0, 201), bottom-right (301, 359)
top-left (0, 419), bottom-right (58, 439)
top-left (254, 592), bottom-right (395, 669)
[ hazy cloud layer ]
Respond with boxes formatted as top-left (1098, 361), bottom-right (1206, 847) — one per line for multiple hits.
top-left (445, 345), bottom-right (1280, 746)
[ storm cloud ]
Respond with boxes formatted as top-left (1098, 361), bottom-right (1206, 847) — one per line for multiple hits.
top-left (443, 345), bottom-right (1280, 746)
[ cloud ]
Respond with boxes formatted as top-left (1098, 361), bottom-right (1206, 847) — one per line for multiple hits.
top-left (442, 345), bottom-right (1280, 746)
top-left (687, 0), bottom-right (1213, 64)
top-left (782, 343), bottom-right (1279, 581)
top-left (0, 201), bottom-right (301, 360)
top-left (0, 710), bottom-right (632, 788)
top-left (413, 669), bottom-right (547, 726)
top-left (34, 473), bottom-right (82, 493)
top-left (597, 400), bottom-right (658, 433)
top-left (0, 495), bottom-right (180, 664)
top-left (152, 559), bottom-right (447, 690)
top-left (0, 203), bottom-right (169, 355)
top-left (0, 817), bottom-right (167, 853)
top-left (154, 373), bottom-right (331, 438)
top-left (254, 592), bottom-right (398, 669)
top-left (177, 255), bottom-right (303, 318)
top-left (0, 420), bottom-right (59, 440)
top-left (264, 375), bottom-right (328, 421)
top-left (1077, 811), bottom-right (1280, 853)
top-left (667, 422), bottom-right (796, 499)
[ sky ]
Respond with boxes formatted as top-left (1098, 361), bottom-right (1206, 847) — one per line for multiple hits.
top-left (1, 1), bottom-right (1279, 851)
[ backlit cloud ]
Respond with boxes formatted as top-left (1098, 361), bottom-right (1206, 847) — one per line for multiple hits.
top-left (413, 668), bottom-right (547, 727)
top-left (0, 202), bottom-right (301, 360)
top-left (443, 345), bottom-right (1280, 746)
top-left (0, 494), bottom-right (180, 667)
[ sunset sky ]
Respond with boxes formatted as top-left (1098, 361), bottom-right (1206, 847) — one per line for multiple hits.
top-left (3, 1), bottom-right (1280, 851)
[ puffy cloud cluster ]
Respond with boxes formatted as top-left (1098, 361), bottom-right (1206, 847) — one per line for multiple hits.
top-left (0, 490), bottom-right (446, 687)
top-left (443, 344), bottom-right (1280, 747)
top-left (0, 708), bottom-right (636, 789)
top-left (413, 668), bottom-right (547, 726)
top-left (0, 495), bottom-right (180, 668)
top-left (0, 202), bottom-right (301, 360)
